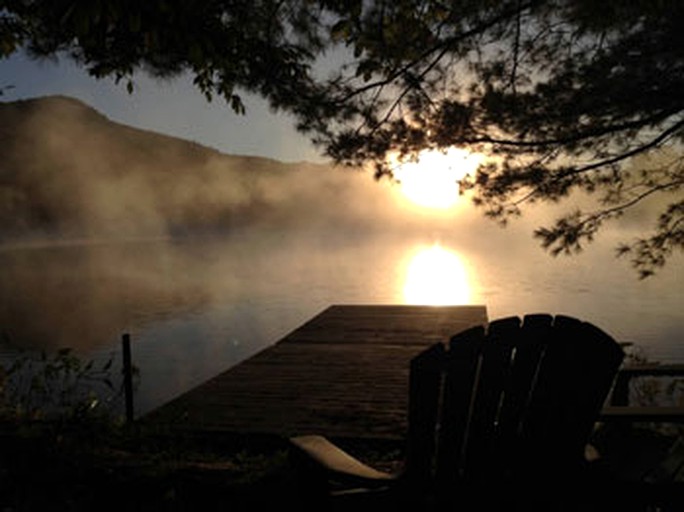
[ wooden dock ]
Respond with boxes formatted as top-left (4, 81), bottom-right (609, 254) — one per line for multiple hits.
top-left (144, 305), bottom-right (488, 440)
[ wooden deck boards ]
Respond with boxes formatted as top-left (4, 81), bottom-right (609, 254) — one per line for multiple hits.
top-left (144, 305), bottom-right (488, 440)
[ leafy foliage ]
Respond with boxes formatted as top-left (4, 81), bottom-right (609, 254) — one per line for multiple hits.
top-left (2, 0), bottom-right (683, 275)
top-left (0, 345), bottom-right (135, 422)
top-left (301, 0), bottom-right (684, 277)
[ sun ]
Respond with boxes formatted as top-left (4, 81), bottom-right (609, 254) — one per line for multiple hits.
top-left (392, 148), bottom-right (483, 209)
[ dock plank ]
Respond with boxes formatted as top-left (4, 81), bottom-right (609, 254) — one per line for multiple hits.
top-left (145, 305), bottom-right (488, 439)
top-left (279, 304), bottom-right (487, 345)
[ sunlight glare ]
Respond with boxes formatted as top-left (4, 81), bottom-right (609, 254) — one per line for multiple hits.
top-left (403, 244), bottom-right (471, 305)
top-left (393, 148), bottom-right (483, 209)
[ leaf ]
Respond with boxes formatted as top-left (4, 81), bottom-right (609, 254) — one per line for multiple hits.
top-left (230, 94), bottom-right (245, 115)
top-left (330, 19), bottom-right (351, 43)
top-left (355, 60), bottom-right (378, 82)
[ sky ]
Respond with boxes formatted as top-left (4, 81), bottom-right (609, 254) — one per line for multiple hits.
top-left (0, 51), bottom-right (323, 163)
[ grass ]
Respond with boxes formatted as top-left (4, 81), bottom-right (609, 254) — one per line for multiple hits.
top-left (0, 414), bottom-right (412, 511)
top-left (0, 419), bottom-right (306, 511)
top-left (1, 416), bottom-right (681, 511)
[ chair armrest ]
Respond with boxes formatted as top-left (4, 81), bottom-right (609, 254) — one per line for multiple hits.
top-left (289, 435), bottom-right (396, 488)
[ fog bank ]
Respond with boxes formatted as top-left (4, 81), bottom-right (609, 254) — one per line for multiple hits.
top-left (1, 96), bottom-right (484, 244)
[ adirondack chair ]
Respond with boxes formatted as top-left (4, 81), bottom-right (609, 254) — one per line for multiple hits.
top-left (289, 314), bottom-right (625, 510)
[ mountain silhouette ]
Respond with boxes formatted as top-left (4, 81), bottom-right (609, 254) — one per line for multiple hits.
top-left (0, 95), bottom-right (373, 240)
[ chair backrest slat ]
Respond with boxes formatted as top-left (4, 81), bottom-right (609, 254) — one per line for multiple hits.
top-left (521, 316), bottom-right (624, 472)
top-left (536, 317), bottom-right (623, 463)
top-left (434, 325), bottom-right (483, 487)
top-left (404, 342), bottom-right (444, 488)
top-left (495, 314), bottom-right (551, 469)
top-left (460, 318), bottom-right (519, 481)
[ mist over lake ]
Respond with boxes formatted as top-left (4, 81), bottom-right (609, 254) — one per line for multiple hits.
top-left (1, 96), bottom-right (681, 415)
top-left (2, 227), bottom-right (681, 415)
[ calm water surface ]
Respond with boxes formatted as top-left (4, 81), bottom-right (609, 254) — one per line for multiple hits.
top-left (1, 228), bottom-right (681, 415)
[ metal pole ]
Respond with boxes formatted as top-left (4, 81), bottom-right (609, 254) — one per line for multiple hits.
top-left (122, 333), bottom-right (134, 423)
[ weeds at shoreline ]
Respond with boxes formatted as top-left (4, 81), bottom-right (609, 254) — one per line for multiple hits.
top-left (0, 342), bottom-right (137, 423)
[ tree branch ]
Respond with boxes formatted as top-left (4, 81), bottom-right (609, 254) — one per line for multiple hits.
top-left (556, 118), bottom-right (684, 178)
top-left (463, 109), bottom-right (684, 149)
top-left (508, 0), bottom-right (523, 95)
top-left (331, 1), bottom-right (536, 106)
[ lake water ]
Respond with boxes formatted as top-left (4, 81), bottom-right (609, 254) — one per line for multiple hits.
top-left (1, 226), bottom-right (681, 416)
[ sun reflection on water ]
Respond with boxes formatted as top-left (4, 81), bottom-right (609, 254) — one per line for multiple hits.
top-left (403, 243), bottom-right (471, 305)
